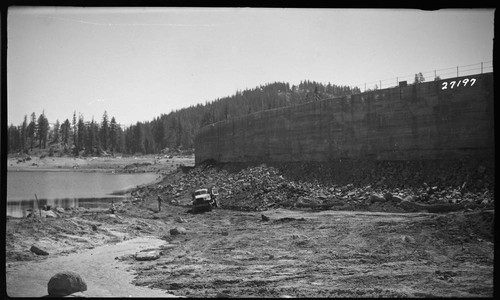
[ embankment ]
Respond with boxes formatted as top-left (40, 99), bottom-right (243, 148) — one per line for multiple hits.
top-left (195, 73), bottom-right (494, 164)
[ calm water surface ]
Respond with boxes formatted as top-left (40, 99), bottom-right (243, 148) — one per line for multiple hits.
top-left (6, 171), bottom-right (160, 218)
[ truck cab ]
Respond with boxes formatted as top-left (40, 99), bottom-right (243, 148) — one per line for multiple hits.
top-left (192, 188), bottom-right (219, 210)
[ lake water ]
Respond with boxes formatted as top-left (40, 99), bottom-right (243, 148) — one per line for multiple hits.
top-left (6, 171), bottom-right (160, 218)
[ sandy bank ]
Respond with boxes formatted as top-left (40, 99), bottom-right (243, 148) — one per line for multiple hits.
top-left (7, 155), bottom-right (194, 173)
top-left (6, 236), bottom-right (177, 297)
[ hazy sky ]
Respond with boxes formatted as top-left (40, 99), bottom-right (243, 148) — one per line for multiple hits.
top-left (7, 7), bottom-right (495, 126)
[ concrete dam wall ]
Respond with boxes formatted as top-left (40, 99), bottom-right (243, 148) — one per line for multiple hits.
top-left (195, 73), bottom-right (494, 165)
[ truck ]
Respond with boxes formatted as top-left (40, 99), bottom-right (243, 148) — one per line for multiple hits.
top-left (191, 187), bottom-right (219, 212)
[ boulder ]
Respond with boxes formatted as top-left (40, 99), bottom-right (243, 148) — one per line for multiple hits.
top-left (402, 235), bottom-right (416, 244)
top-left (41, 210), bottom-right (58, 218)
top-left (296, 197), bottom-right (320, 208)
top-left (317, 193), bottom-right (328, 200)
top-left (56, 207), bottom-right (65, 213)
top-left (403, 195), bottom-right (416, 202)
top-left (391, 195), bottom-right (404, 203)
top-left (369, 194), bottom-right (386, 203)
top-left (47, 271), bottom-right (87, 296)
top-left (30, 244), bottom-right (49, 256)
top-left (322, 198), bottom-right (344, 208)
top-left (160, 244), bottom-right (177, 250)
top-left (25, 211), bottom-right (36, 218)
top-left (135, 250), bottom-right (160, 261)
top-left (383, 192), bottom-right (393, 201)
top-left (170, 227), bottom-right (187, 235)
top-left (398, 200), bottom-right (419, 211)
top-left (175, 216), bottom-right (186, 223)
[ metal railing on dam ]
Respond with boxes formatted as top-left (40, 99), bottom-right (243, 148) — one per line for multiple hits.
top-left (352, 61), bottom-right (493, 92)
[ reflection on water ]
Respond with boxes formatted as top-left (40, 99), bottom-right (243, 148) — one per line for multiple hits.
top-left (6, 196), bottom-right (130, 218)
top-left (7, 171), bottom-right (159, 201)
top-left (6, 170), bottom-right (160, 218)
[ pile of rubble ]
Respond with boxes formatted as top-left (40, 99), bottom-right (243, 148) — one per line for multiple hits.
top-left (274, 158), bottom-right (494, 192)
top-left (138, 159), bottom-right (494, 213)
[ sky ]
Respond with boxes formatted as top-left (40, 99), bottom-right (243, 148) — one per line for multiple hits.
top-left (7, 7), bottom-right (495, 127)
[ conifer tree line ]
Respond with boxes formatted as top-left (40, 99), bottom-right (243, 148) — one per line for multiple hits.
top-left (7, 80), bottom-right (360, 156)
top-left (7, 110), bottom-right (125, 156)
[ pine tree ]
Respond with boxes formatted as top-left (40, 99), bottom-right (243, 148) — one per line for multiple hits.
top-left (100, 111), bottom-right (109, 151)
top-left (72, 111), bottom-right (78, 154)
top-left (61, 119), bottom-right (71, 145)
top-left (52, 120), bottom-right (60, 144)
top-left (109, 116), bottom-right (118, 154)
top-left (8, 124), bottom-right (21, 153)
top-left (36, 111), bottom-right (49, 149)
top-left (133, 122), bottom-right (145, 154)
top-left (414, 72), bottom-right (425, 84)
top-left (314, 86), bottom-right (320, 101)
top-left (117, 125), bottom-right (125, 153)
top-left (152, 117), bottom-right (165, 152)
top-left (86, 117), bottom-right (101, 155)
top-left (165, 116), bottom-right (178, 149)
top-left (77, 114), bottom-right (86, 155)
top-left (28, 112), bottom-right (37, 151)
top-left (21, 115), bottom-right (28, 153)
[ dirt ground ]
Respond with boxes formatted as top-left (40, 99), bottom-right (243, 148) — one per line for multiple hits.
top-left (126, 208), bottom-right (494, 298)
top-left (4, 156), bottom-right (495, 298)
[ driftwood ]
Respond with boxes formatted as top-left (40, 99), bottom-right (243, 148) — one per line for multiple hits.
top-left (34, 194), bottom-right (42, 218)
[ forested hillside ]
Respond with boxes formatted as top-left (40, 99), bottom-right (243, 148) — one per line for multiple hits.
top-left (7, 80), bottom-right (360, 156)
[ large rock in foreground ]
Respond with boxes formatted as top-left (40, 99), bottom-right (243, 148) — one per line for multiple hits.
top-left (170, 227), bottom-right (187, 235)
top-left (30, 244), bottom-right (49, 256)
top-left (47, 271), bottom-right (87, 296)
